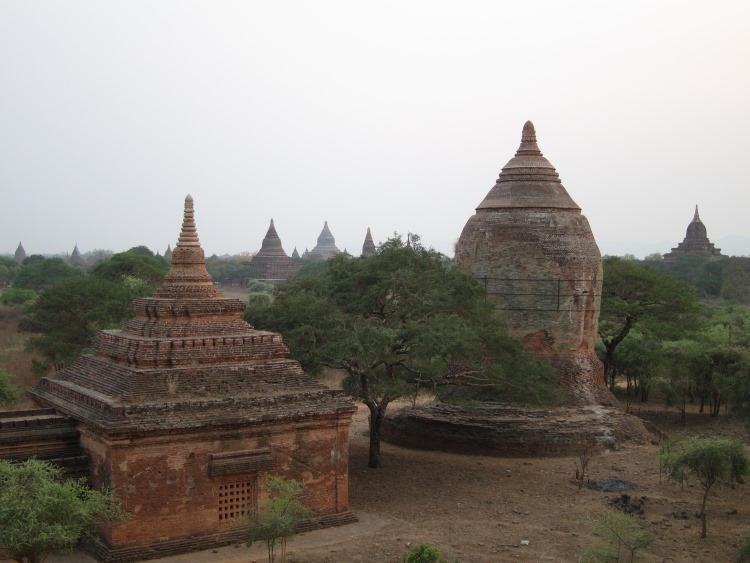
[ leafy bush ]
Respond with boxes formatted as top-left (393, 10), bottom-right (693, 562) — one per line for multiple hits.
top-left (403, 542), bottom-right (454, 563)
top-left (581, 510), bottom-right (653, 562)
top-left (0, 459), bottom-right (128, 563)
top-left (247, 476), bottom-right (311, 563)
top-left (0, 287), bottom-right (37, 305)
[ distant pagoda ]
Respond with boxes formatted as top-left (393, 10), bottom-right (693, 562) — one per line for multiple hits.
top-left (361, 227), bottom-right (376, 256)
top-left (67, 244), bottom-right (85, 267)
top-left (306, 221), bottom-right (340, 261)
top-left (31, 195), bottom-right (357, 560)
top-left (247, 219), bottom-right (300, 280)
top-left (164, 244), bottom-right (173, 263)
top-left (14, 242), bottom-right (26, 263)
top-left (663, 206), bottom-right (723, 261)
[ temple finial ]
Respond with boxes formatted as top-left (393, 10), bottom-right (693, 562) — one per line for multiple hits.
top-left (177, 195), bottom-right (200, 247)
top-left (515, 120), bottom-right (543, 156)
top-left (693, 205), bottom-right (700, 221)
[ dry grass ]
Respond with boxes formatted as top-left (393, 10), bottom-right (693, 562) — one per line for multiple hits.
top-left (0, 303), bottom-right (41, 407)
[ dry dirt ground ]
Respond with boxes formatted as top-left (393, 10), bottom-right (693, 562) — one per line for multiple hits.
top-left (46, 400), bottom-right (750, 563)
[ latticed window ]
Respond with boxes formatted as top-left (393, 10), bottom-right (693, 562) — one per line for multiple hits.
top-left (218, 479), bottom-right (255, 522)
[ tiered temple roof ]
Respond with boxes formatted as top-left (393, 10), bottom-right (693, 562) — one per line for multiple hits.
top-left (247, 219), bottom-right (299, 280)
top-left (663, 206), bottom-right (723, 261)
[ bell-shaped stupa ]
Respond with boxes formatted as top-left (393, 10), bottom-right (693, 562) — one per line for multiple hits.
top-left (455, 121), bottom-right (613, 405)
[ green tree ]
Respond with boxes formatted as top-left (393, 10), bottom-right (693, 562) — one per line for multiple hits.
top-left (22, 277), bottom-right (150, 371)
top-left (247, 476), bottom-right (311, 563)
top-left (247, 236), bottom-right (556, 468)
top-left (0, 458), bottom-right (126, 563)
top-left (0, 257), bottom-right (21, 286)
top-left (721, 257), bottom-right (750, 304)
top-left (654, 254), bottom-right (725, 298)
top-left (656, 339), bottom-right (709, 423)
top-left (90, 248), bottom-right (168, 288)
top-left (0, 368), bottom-right (21, 406)
top-left (599, 257), bottom-right (703, 389)
top-left (14, 258), bottom-right (84, 292)
top-left (660, 436), bottom-right (750, 538)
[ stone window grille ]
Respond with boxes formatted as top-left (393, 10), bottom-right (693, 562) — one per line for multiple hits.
top-left (218, 479), bottom-right (255, 522)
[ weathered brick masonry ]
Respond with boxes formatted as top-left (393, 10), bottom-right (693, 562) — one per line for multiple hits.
top-left (455, 121), bottom-right (614, 405)
top-left (31, 196), bottom-right (356, 561)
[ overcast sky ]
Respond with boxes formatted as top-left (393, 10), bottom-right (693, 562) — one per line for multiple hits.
top-left (1, 1), bottom-right (749, 259)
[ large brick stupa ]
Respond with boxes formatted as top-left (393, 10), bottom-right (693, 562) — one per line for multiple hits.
top-left (454, 121), bottom-right (613, 405)
top-left (32, 196), bottom-right (357, 560)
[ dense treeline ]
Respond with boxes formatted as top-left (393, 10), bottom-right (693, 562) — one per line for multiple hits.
top-left (2, 243), bottom-right (749, 423)
top-left (2, 247), bottom-right (169, 374)
top-left (601, 254), bottom-right (750, 421)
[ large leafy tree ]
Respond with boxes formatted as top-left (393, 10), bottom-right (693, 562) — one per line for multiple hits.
top-left (247, 236), bottom-right (556, 468)
top-left (90, 247), bottom-right (168, 287)
top-left (22, 277), bottom-right (148, 371)
top-left (599, 257), bottom-right (703, 388)
top-left (0, 459), bottom-right (126, 563)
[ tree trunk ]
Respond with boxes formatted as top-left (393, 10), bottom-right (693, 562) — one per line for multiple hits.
top-left (600, 315), bottom-right (634, 388)
top-left (700, 489), bottom-right (709, 538)
top-left (366, 401), bottom-right (388, 469)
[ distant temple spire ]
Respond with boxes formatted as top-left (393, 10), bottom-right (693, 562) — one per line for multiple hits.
top-left (68, 244), bottom-right (85, 267)
top-left (247, 219), bottom-right (299, 280)
top-left (306, 221), bottom-right (340, 260)
top-left (164, 244), bottom-right (172, 263)
top-left (663, 205), bottom-right (722, 261)
top-left (14, 241), bottom-right (26, 263)
top-left (153, 195), bottom-right (222, 299)
top-left (361, 227), bottom-right (376, 257)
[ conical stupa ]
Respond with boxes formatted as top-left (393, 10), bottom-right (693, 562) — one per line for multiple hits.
top-left (361, 227), bottom-right (376, 257)
top-left (14, 242), bottom-right (26, 263)
top-left (67, 244), bottom-right (85, 267)
top-left (32, 195), bottom-right (356, 559)
top-left (455, 121), bottom-right (613, 405)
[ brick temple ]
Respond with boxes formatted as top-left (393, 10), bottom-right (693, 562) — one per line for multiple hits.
top-left (663, 205), bottom-right (723, 261)
top-left (30, 196), bottom-right (357, 561)
top-left (455, 121), bottom-right (613, 405)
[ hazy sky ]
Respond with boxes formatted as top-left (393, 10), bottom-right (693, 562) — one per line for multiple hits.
top-left (2, 1), bottom-right (749, 259)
